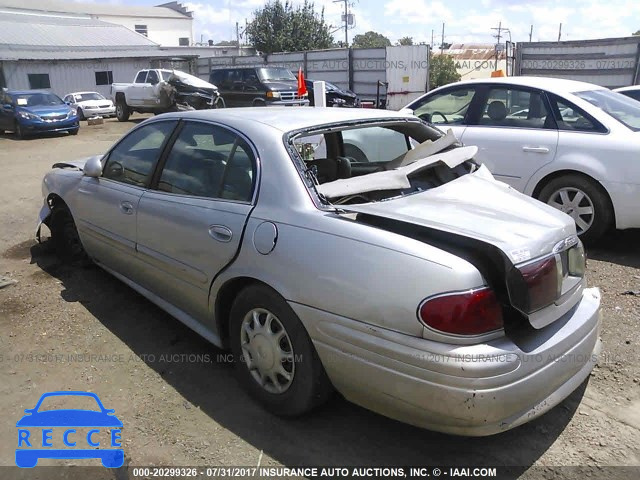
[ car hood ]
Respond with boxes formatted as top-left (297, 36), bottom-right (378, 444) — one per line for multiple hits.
top-left (342, 168), bottom-right (575, 264)
top-left (16, 410), bottom-right (123, 427)
top-left (264, 81), bottom-right (299, 91)
top-left (167, 71), bottom-right (218, 93)
top-left (19, 105), bottom-right (72, 116)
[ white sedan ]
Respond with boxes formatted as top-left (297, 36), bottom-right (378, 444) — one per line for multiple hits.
top-left (401, 77), bottom-right (640, 243)
top-left (63, 91), bottom-right (116, 120)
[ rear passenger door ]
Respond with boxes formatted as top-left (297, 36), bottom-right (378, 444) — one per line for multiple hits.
top-left (460, 85), bottom-right (559, 191)
top-left (136, 121), bottom-right (257, 323)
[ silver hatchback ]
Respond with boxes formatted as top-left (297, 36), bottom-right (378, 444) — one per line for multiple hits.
top-left (37, 108), bottom-right (601, 436)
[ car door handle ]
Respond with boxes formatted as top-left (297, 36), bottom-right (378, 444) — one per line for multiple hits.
top-left (522, 146), bottom-right (550, 154)
top-left (208, 225), bottom-right (233, 243)
top-left (119, 201), bottom-right (134, 215)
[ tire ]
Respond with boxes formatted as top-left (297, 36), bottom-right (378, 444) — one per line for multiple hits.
top-left (538, 174), bottom-right (613, 244)
top-left (69, 128), bottom-right (79, 136)
top-left (77, 108), bottom-right (85, 121)
top-left (252, 99), bottom-right (266, 107)
top-left (343, 143), bottom-right (368, 163)
top-left (14, 121), bottom-right (24, 139)
top-left (49, 207), bottom-right (92, 266)
top-left (230, 284), bottom-right (332, 417)
top-left (214, 96), bottom-right (226, 109)
top-left (115, 100), bottom-right (130, 122)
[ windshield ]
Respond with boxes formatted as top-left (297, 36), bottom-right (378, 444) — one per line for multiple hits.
top-left (160, 70), bottom-right (173, 81)
top-left (75, 92), bottom-right (105, 102)
top-left (257, 67), bottom-right (296, 82)
top-left (13, 93), bottom-right (64, 107)
top-left (574, 89), bottom-right (640, 131)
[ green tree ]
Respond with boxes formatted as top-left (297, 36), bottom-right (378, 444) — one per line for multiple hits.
top-left (246, 0), bottom-right (332, 54)
top-left (397, 36), bottom-right (414, 46)
top-left (633, 30), bottom-right (640, 36)
top-left (352, 31), bottom-right (392, 48)
top-left (429, 53), bottom-right (461, 89)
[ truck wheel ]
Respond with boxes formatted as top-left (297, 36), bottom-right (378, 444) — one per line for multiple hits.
top-left (116, 101), bottom-right (130, 122)
top-left (538, 174), bottom-right (613, 244)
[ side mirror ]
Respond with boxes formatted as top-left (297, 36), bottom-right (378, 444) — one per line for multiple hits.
top-left (84, 156), bottom-right (103, 178)
top-left (398, 107), bottom-right (414, 115)
top-left (2, 104), bottom-right (13, 110)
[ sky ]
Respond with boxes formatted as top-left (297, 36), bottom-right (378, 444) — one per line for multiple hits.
top-left (80, 0), bottom-right (640, 46)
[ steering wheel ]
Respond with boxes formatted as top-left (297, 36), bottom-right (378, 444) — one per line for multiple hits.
top-left (430, 111), bottom-right (449, 124)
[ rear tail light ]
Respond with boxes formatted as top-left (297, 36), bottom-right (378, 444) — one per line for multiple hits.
top-left (418, 288), bottom-right (503, 336)
top-left (519, 256), bottom-right (562, 312)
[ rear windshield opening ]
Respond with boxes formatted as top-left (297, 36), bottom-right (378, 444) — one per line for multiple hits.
top-left (290, 121), bottom-right (475, 206)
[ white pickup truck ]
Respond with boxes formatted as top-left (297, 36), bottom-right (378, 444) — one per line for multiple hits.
top-left (111, 69), bottom-right (224, 121)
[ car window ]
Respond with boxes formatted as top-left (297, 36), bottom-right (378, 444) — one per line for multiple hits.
top-left (477, 87), bottom-right (552, 129)
top-left (243, 69), bottom-right (259, 86)
top-left (135, 71), bottom-right (148, 84)
top-left (157, 122), bottom-right (255, 202)
top-left (546, 94), bottom-right (606, 133)
top-left (411, 87), bottom-right (475, 125)
top-left (147, 70), bottom-right (160, 85)
top-left (575, 89), bottom-right (640, 131)
top-left (621, 90), bottom-right (640, 102)
top-left (103, 121), bottom-right (176, 187)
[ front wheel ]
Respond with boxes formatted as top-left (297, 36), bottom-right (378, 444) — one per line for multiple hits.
top-left (213, 96), bottom-right (226, 109)
top-left (14, 121), bottom-right (24, 139)
top-left (538, 174), bottom-right (613, 244)
top-left (115, 100), bottom-right (130, 122)
top-left (77, 108), bottom-right (85, 121)
top-left (49, 207), bottom-right (92, 266)
top-left (230, 285), bottom-right (332, 417)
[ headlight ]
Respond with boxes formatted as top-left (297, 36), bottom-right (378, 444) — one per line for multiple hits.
top-left (266, 91), bottom-right (281, 99)
top-left (67, 108), bottom-right (77, 118)
top-left (85, 105), bottom-right (96, 109)
top-left (18, 111), bottom-right (39, 120)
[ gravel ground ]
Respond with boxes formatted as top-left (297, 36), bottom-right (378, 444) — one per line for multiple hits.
top-left (0, 117), bottom-right (638, 479)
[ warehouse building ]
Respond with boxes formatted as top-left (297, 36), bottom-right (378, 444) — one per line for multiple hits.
top-left (0, 10), bottom-right (198, 98)
top-left (0, 0), bottom-right (193, 47)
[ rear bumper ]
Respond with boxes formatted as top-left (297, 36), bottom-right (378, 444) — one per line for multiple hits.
top-left (292, 287), bottom-right (602, 436)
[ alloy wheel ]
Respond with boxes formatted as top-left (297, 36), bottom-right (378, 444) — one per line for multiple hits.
top-left (547, 187), bottom-right (595, 234)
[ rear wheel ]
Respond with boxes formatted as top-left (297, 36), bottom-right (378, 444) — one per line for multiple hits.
top-left (115, 100), bottom-right (130, 122)
top-left (538, 174), bottom-right (612, 244)
top-left (230, 284), bottom-right (332, 416)
top-left (49, 207), bottom-right (91, 266)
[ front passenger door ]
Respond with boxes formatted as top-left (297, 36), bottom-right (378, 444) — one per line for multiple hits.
top-left (136, 121), bottom-right (257, 323)
top-left (73, 120), bottom-right (177, 282)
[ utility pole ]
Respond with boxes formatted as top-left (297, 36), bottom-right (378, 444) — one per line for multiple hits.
top-left (431, 29), bottom-right (434, 49)
top-left (557, 23), bottom-right (562, 42)
top-left (492, 21), bottom-right (502, 68)
top-left (334, 0), bottom-right (349, 47)
top-left (529, 25), bottom-right (533, 42)
top-left (440, 23), bottom-right (445, 54)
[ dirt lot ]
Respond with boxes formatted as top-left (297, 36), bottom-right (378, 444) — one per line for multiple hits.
top-left (0, 116), bottom-right (639, 479)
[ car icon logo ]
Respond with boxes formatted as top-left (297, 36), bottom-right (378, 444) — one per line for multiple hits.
top-left (16, 391), bottom-right (123, 468)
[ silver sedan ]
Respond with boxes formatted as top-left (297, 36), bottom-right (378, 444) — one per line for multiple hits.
top-left (36, 108), bottom-right (602, 436)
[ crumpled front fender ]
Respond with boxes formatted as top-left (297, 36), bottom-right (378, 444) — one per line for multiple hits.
top-left (35, 203), bottom-right (51, 243)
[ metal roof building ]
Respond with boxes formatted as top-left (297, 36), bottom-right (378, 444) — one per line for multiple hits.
top-left (0, 9), bottom-right (196, 97)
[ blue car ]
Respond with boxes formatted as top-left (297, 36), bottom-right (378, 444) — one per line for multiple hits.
top-left (15, 391), bottom-right (123, 468)
top-left (0, 89), bottom-right (79, 139)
